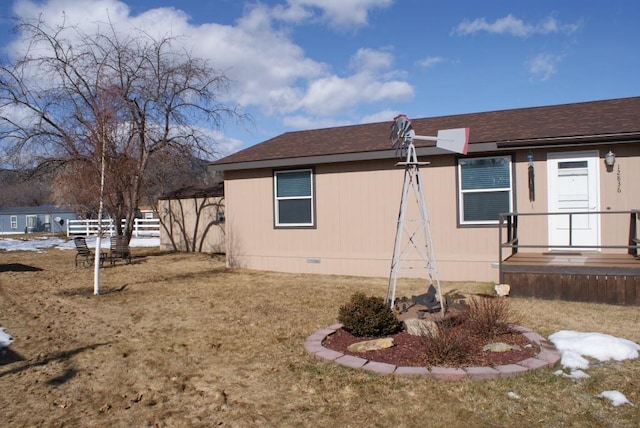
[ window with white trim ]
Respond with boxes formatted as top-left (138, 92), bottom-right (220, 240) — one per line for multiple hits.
top-left (458, 155), bottom-right (513, 225)
top-left (274, 169), bottom-right (314, 227)
top-left (10, 215), bottom-right (17, 229)
top-left (26, 215), bottom-right (38, 229)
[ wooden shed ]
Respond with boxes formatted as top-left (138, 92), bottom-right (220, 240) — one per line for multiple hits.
top-left (157, 184), bottom-right (225, 253)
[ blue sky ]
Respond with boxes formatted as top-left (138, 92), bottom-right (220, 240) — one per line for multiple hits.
top-left (1, 0), bottom-right (638, 157)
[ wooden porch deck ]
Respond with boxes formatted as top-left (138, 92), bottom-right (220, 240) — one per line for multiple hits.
top-left (498, 210), bottom-right (640, 305)
top-left (501, 252), bottom-right (640, 305)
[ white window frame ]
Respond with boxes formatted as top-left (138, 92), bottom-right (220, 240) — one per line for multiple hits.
top-left (26, 215), bottom-right (38, 229)
top-left (457, 155), bottom-right (513, 225)
top-left (10, 215), bottom-right (17, 229)
top-left (274, 168), bottom-right (315, 227)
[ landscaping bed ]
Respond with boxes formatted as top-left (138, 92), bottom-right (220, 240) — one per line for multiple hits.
top-left (322, 326), bottom-right (538, 367)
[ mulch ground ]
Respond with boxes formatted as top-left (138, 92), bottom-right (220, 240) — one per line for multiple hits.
top-left (322, 327), bottom-right (538, 367)
top-left (323, 299), bottom-right (539, 368)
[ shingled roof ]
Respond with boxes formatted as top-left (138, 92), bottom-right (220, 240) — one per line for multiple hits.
top-left (211, 96), bottom-right (640, 171)
top-left (0, 205), bottom-right (76, 215)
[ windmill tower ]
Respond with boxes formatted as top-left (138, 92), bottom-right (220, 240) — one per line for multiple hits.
top-left (386, 115), bottom-right (469, 316)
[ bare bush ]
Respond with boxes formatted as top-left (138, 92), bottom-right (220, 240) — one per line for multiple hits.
top-left (463, 296), bottom-right (521, 339)
top-left (420, 321), bottom-right (474, 366)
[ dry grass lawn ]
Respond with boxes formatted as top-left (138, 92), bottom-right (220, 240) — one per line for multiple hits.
top-left (1, 245), bottom-right (639, 427)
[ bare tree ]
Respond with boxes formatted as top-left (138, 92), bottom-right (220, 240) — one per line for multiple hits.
top-left (0, 17), bottom-right (245, 240)
top-left (143, 147), bottom-right (213, 206)
top-left (49, 146), bottom-right (212, 218)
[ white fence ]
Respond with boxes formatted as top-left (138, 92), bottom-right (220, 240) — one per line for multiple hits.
top-left (67, 218), bottom-right (160, 237)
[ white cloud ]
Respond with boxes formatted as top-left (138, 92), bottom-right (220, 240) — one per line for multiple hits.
top-left (418, 56), bottom-right (445, 69)
top-left (274, 0), bottom-right (394, 28)
top-left (11, 0), bottom-right (190, 40)
top-left (528, 53), bottom-right (563, 81)
top-left (359, 109), bottom-right (398, 124)
top-left (298, 75), bottom-right (360, 116)
top-left (290, 48), bottom-right (412, 117)
top-left (5, 0), bottom-right (412, 137)
top-left (282, 108), bottom-right (399, 130)
top-left (187, 10), bottom-right (328, 115)
top-left (455, 14), bottom-right (531, 37)
top-left (270, 2), bottom-right (314, 24)
top-left (297, 71), bottom-right (413, 117)
top-left (350, 47), bottom-right (393, 71)
top-left (454, 14), bottom-right (582, 37)
top-left (212, 136), bottom-right (245, 159)
top-left (282, 115), bottom-right (350, 130)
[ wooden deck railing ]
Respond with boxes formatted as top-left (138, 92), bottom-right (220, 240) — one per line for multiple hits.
top-left (498, 210), bottom-right (640, 278)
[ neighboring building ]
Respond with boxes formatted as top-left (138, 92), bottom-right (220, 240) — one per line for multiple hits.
top-left (0, 205), bottom-right (78, 234)
top-left (158, 184), bottom-right (225, 253)
top-left (209, 96), bottom-right (640, 284)
top-left (137, 206), bottom-right (159, 220)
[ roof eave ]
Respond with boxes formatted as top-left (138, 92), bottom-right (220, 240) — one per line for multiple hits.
top-left (209, 133), bottom-right (640, 172)
top-left (495, 132), bottom-right (640, 149)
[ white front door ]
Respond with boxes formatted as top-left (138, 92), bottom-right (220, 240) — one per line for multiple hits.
top-left (547, 151), bottom-right (600, 250)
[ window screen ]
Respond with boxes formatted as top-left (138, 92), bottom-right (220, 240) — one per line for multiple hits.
top-left (274, 169), bottom-right (314, 227)
top-left (458, 156), bottom-right (512, 224)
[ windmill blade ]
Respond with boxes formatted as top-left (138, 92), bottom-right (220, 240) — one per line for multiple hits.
top-left (390, 114), bottom-right (414, 149)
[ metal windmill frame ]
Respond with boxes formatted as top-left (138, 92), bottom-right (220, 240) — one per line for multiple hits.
top-left (385, 115), bottom-right (468, 316)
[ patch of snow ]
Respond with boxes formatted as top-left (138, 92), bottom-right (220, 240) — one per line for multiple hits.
top-left (130, 237), bottom-right (160, 247)
top-left (559, 350), bottom-right (590, 370)
top-left (0, 236), bottom-right (159, 251)
top-left (549, 330), bottom-right (640, 369)
top-left (0, 327), bottom-right (14, 349)
top-left (554, 369), bottom-right (590, 379)
top-left (597, 390), bottom-right (633, 407)
top-left (0, 237), bottom-right (66, 251)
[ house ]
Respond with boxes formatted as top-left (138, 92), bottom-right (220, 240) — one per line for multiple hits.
top-left (137, 206), bottom-right (159, 220)
top-left (209, 96), bottom-right (640, 301)
top-left (0, 205), bottom-right (78, 234)
top-left (157, 183), bottom-right (225, 253)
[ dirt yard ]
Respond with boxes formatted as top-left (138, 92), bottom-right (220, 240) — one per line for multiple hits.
top-left (1, 246), bottom-right (639, 427)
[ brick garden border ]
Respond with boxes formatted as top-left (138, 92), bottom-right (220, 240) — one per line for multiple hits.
top-left (305, 323), bottom-right (561, 380)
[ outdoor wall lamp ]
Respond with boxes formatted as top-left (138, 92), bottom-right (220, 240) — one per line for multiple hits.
top-left (605, 150), bottom-right (616, 172)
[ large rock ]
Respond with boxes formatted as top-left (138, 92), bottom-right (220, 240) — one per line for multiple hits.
top-left (445, 290), bottom-right (467, 306)
top-left (403, 318), bottom-right (439, 337)
top-left (347, 338), bottom-right (394, 353)
top-left (482, 342), bottom-right (521, 352)
top-left (494, 283), bottom-right (511, 297)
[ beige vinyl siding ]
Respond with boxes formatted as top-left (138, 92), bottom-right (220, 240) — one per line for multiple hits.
top-left (225, 157), bottom-right (503, 282)
top-left (223, 144), bottom-right (640, 282)
top-left (598, 145), bottom-right (640, 252)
